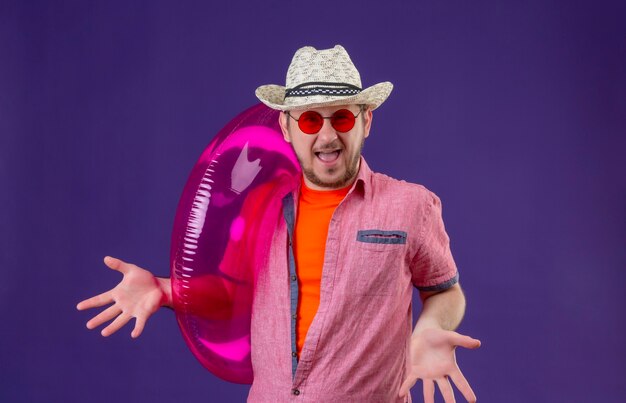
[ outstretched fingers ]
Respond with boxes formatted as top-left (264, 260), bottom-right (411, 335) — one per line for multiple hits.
top-left (76, 256), bottom-right (132, 311)
top-left (76, 290), bottom-right (113, 311)
top-left (398, 374), bottom-right (418, 398)
top-left (131, 316), bottom-right (147, 339)
top-left (86, 304), bottom-right (122, 329)
top-left (449, 369), bottom-right (477, 403)
top-left (101, 312), bottom-right (132, 337)
top-left (436, 377), bottom-right (456, 403)
top-left (423, 379), bottom-right (435, 403)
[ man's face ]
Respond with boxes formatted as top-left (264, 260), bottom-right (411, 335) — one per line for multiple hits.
top-left (279, 104), bottom-right (373, 191)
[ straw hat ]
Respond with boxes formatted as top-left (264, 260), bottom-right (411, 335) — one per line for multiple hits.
top-left (255, 45), bottom-right (393, 111)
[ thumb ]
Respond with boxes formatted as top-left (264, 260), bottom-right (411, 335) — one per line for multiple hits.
top-left (450, 332), bottom-right (481, 349)
top-left (103, 256), bottom-right (129, 274)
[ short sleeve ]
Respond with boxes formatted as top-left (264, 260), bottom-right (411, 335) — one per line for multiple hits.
top-left (410, 191), bottom-right (459, 291)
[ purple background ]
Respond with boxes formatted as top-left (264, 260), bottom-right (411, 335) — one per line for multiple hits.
top-left (1, 1), bottom-right (624, 402)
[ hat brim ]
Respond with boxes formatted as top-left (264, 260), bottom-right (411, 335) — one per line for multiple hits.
top-left (255, 82), bottom-right (393, 111)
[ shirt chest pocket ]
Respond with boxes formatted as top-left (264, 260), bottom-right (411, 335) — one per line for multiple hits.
top-left (357, 230), bottom-right (407, 248)
top-left (346, 230), bottom-right (408, 296)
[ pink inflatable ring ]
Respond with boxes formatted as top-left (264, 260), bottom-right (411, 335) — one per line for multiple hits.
top-left (170, 103), bottom-right (300, 383)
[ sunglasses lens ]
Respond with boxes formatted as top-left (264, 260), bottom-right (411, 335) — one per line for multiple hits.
top-left (298, 111), bottom-right (324, 134)
top-left (331, 109), bottom-right (356, 132)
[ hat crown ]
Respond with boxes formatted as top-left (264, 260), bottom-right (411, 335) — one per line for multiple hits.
top-left (255, 44), bottom-right (392, 111)
top-left (285, 45), bottom-right (362, 89)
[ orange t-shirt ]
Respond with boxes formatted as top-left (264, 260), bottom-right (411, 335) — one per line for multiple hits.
top-left (294, 179), bottom-right (351, 355)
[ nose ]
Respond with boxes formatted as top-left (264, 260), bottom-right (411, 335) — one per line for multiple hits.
top-left (315, 118), bottom-right (338, 144)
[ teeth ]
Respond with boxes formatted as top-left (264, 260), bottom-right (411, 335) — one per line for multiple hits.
top-left (315, 150), bottom-right (341, 155)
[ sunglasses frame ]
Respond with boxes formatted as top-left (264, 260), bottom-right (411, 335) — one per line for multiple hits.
top-left (284, 105), bottom-right (365, 135)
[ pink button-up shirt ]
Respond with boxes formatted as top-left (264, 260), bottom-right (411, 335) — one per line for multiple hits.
top-left (248, 157), bottom-right (458, 402)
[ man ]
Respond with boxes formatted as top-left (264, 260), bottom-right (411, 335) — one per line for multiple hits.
top-left (77, 45), bottom-right (480, 402)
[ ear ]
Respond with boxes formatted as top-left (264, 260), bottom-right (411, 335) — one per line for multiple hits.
top-left (363, 107), bottom-right (373, 139)
top-left (278, 111), bottom-right (292, 143)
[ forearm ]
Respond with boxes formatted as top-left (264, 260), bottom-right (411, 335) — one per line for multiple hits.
top-left (413, 283), bottom-right (466, 336)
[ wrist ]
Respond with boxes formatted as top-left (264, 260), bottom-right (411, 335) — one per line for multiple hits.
top-left (412, 318), bottom-right (443, 339)
top-left (156, 276), bottom-right (173, 308)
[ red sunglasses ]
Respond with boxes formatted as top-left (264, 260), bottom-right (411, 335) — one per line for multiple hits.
top-left (285, 106), bottom-right (364, 135)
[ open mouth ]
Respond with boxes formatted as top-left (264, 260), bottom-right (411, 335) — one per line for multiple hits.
top-left (315, 149), bottom-right (342, 163)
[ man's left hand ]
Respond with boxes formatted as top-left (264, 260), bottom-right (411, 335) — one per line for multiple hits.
top-left (398, 328), bottom-right (481, 402)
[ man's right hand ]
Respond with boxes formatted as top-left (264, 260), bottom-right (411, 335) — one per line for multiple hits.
top-left (76, 256), bottom-right (172, 338)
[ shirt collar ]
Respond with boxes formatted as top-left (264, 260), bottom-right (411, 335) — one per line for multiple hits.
top-left (347, 156), bottom-right (371, 201)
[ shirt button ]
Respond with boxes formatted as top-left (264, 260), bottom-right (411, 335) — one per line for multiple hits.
top-left (292, 389), bottom-right (300, 396)
top-left (292, 314), bottom-right (297, 320)
top-left (291, 275), bottom-right (297, 281)
top-left (291, 351), bottom-right (297, 357)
